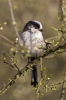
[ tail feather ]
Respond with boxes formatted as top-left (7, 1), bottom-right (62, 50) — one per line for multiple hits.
top-left (31, 63), bottom-right (39, 87)
top-left (28, 58), bottom-right (39, 87)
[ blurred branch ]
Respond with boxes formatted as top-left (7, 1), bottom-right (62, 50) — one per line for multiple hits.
top-left (58, 0), bottom-right (66, 41)
top-left (8, 0), bottom-right (22, 45)
top-left (60, 72), bottom-right (66, 100)
top-left (58, 0), bottom-right (66, 100)
top-left (58, 0), bottom-right (65, 22)
top-left (4, 61), bottom-right (17, 70)
top-left (0, 33), bottom-right (14, 45)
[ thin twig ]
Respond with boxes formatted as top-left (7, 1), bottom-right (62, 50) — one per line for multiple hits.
top-left (0, 63), bottom-right (29, 95)
top-left (0, 33), bottom-right (14, 45)
top-left (40, 57), bottom-right (43, 78)
top-left (8, 0), bottom-right (22, 45)
top-left (4, 61), bottom-right (18, 71)
top-left (6, 52), bottom-right (21, 72)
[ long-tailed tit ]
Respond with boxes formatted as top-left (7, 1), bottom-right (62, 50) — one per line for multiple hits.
top-left (19, 20), bottom-right (46, 87)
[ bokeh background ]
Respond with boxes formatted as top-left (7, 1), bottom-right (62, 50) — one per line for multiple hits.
top-left (0, 0), bottom-right (66, 100)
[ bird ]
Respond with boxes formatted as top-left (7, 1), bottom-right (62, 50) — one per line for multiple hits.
top-left (19, 20), bottom-right (46, 87)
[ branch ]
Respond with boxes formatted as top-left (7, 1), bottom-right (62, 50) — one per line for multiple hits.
top-left (58, 0), bottom-right (65, 22)
top-left (60, 72), bottom-right (66, 100)
top-left (8, 0), bottom-right (22, 46)
top-left (0, 41), bottom-right (66, 95)
top-left (58, 0), bottom-right (66, 100)
top-left (0, 63), bottom-right (29, 95)
top-left (0, 33), bottom-right (14, 45)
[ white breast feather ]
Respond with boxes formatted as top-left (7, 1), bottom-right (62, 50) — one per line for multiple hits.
top-left (21, 30), bottom-right (46, 57)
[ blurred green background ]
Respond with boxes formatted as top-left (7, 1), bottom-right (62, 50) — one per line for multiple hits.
top-left (0, 0), bottom-right (66, 100)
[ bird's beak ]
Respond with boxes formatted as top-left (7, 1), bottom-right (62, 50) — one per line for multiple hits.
top-left (30, 27), bottom-right (35, 33)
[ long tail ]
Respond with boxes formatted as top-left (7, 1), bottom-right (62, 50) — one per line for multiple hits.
top-left (30, 58), bottom-right (39, 87)
top-left (31, 63), bottom-right (39, 87)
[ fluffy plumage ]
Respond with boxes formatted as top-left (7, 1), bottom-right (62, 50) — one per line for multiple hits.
top-left (20, 20), bottom-right (46, 87)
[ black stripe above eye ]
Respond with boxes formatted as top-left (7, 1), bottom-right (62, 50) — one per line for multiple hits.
top-left (28, 21), bottom-right (40, 29)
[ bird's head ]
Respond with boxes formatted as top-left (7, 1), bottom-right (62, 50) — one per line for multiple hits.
top-left (23, 20), bottom-right (43, 33)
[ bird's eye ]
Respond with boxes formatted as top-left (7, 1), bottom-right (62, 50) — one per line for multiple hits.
top-left (39, 29), bottom-right (43, 32)
top-left (35, 26), bottom-right (38, 29)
